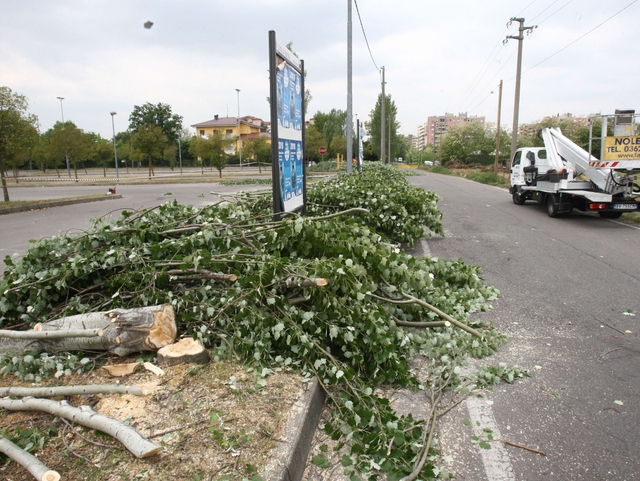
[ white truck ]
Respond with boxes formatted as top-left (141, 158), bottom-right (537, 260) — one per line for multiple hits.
top-left (509, 112), bottom-right (640, 218)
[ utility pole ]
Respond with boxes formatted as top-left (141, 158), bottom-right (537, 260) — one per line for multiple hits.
top-left (506, 18), bottom-right (535, 160)
top-left (494, 79), bottom-right (503, 174)
top-left (56, 97), bottom-right (71, 178)
top-left (346, 0), bottom-right (353, 172)
top-left (381, 66), bottom-right (386, 164)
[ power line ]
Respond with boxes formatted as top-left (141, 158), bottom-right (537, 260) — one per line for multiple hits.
top-left (535, 0), bottom-right (574, 25)
top-left (525, 0), bottom-right (638, 73)
top-left (529, 0), bottom-right (560, 22)
top-left (516, 0), bottom-right (539, 16)
top-left (353, 0), bottom-right (380, 72)
top-left (455, 26), bottom-right (511, 110)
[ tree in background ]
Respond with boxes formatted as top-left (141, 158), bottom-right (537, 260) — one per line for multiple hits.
top-left (129, 102), bottom-right (183, 145)
top-left (189, 132), bottom-right (233, 177)
top-left (46, 121), bottom-right (93, 180)
top-left (92, 137), bottom-right (115, 176)
top-left (312, 109), bottom-right (346, 159)
top-left (365, 94), bottom-right (400, 162)
top-left (164, 145), bottom-right (178, 171)
top-left (0, 86), bottom-right (39, 201)
top-left (242, 136), bottom-right (271, 172)
top-left (304, 124), bottom-right (325, 163)
top-left (131, 124), bottom-right (167, 177)
top-left (440, 121), bottom-right (505, 166)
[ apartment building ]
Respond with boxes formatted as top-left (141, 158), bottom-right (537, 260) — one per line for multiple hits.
top-left (415, 112), bottom-right (485, 150)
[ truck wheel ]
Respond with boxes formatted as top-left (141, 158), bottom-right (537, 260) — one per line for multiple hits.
top-left (512, 189), bottom-right (526, 205)
top-left (599, 211), bottom-right (623, 219)
top-left (545, 194), bottom-right (559, 218)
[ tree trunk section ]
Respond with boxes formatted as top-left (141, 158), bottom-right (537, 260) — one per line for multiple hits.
top-left (0, 397), bottom-right (161, 458)
top-left (0, 435), bottom-right (60, 481)
top-left (0, 304), bottom-right (176, 356)
top-left (0, 384), bottom-right (152, 398)
top-left (157, 338), bottom-right (209, 366)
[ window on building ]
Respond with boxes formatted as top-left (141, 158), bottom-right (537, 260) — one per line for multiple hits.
top-left (200, 130), bottom-right (205, 136)
top-left (226, 129), bottom-right (233, 138)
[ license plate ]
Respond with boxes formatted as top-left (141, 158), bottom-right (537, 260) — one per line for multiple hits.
top-left (613, 204), bottom-right (638, 210)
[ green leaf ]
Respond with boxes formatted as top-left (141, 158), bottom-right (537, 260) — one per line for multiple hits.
top-left (312, 454), bottom-right (330, 468)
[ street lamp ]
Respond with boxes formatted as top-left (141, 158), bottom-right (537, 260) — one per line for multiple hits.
top-left (110, 112), bottom-right (119, 180)
top-left (236, 88), bottom-right (242, 170)
top-left (56, 97), bottom-right (71, 178)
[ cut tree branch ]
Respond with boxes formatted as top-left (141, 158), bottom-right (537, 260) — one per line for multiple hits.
top-left (0, 435), bottom-right (61, 481)
top-left (0, 397), bottom-right (161, 458)
top-left (0, 328), bottom-right (103, 339)
top-left (0, 384), bottom-right (153, 398)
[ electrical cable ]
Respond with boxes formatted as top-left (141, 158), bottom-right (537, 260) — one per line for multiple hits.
top-left (524, 0), bottom-right (638, 73)
top-left (528, 0), bottom-right (560, 22)
top-left (353, 0), bottom-right (380, 72)
top-left (534, 0), bottom-right (574, 25)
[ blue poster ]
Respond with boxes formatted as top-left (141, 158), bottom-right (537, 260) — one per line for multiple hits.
top-left (276, 63), bottom-right (303, 212)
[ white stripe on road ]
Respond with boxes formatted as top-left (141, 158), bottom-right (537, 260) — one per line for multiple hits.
top-left (466, 396), bottom-right (515, 481)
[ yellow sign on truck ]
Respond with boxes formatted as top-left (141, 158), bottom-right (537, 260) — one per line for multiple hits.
top-left (603, 135), bottom-right (640, 161)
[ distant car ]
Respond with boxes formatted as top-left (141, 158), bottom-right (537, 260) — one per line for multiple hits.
top-left (424, 161), bottom-right (433, 166)
top-left (395, 157), bottom-right (403, 162)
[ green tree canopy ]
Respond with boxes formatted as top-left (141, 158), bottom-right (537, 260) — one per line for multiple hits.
top-left (129, 102), bottom-right (183, 144)
top-left (304, 124), bottom-right (325, 162)
top-left (45, 121), bottom-right (93, 180)
top-left (131, 124), bottom-right (167, 177)
top-left (440, 121), bottom-right (501, 165)
top-left (0, 86), bottom-right (40, 201)
top-left (365, 94), bottom-right (400, 162)
top-left (312, 109), bottom-right (346, 159)
top-left (188, 132), bottom-right (233, 177)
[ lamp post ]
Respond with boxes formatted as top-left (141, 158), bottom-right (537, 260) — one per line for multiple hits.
top-left (56, 97), bottom-right (71, 178)
top-left (178, 137), bottom-right (183, 174)
top-left (236, 88), bottom-right (242, 170)
top-left (110, 112), bottom-right (119, 180)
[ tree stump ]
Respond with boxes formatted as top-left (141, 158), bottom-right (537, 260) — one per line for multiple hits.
top-left (157, 338), bottom-right (209, 366)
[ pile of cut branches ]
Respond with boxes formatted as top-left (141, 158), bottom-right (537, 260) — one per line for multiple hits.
top-left (1, 164), bottom-right (515, 480)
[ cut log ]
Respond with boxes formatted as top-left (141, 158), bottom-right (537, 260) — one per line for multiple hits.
top-left (0, 384), bottom-right (153, 397)
top-left (157, 338), bottom-right (209, 366)
top-left (0, 397), bottom-right (161, 458)
top-left (101, 362), bottom-right (141, 377)
top-left (0, 328), bottom-right (103, 339)
top-left (0, 435), bottom-right (60, 481)
top-left (0, 304), bottom-right (176, 356)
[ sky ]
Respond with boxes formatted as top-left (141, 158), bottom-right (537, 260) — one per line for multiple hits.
top-left (1, 0), bottom-right (639, 142)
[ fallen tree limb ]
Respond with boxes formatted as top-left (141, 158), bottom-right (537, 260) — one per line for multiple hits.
top-left (0, 397), bottom-right (161, 458)
top-left (0, 435), bottom-right (61, 481)
top-left (166, 269), bottom-right (237, 282)
top-left (0, 304), bottom-right (176, 356)
top-left (0, 328), bottom-right (103, 339)
top-left (500, 438), bottom-right (547, 456)
top-left (0, 384), bottom-right (153, 398)
top-left (372, 293), bottom-right (483, 339)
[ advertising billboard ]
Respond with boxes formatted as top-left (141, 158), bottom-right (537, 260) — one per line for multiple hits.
top-left (269, 31), bottom-right (306, 216)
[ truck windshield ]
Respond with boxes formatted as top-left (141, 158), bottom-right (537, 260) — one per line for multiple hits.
top-left (538, 150), bottom-right (547, 160)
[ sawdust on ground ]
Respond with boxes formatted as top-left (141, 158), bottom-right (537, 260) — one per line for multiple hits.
top-left (0, 360), bottom-right (304, 481)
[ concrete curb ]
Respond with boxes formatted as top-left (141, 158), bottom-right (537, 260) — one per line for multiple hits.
top-left (0, 195), bottom-right (122, 215)
top-left (261, 378), bottom-right (326, 481)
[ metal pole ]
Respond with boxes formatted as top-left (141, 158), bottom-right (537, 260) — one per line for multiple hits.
top-left (388, 115), bottom-right (391, 162)
top-left (178, 137), bottom-right (182, 174)
top-left (236, 88), bottom-right (242, 170)
top-left (346, 0), bottom-right (353, 172)
top-left (494, 80), bottom-right (503, 174)
top-left (57, 97), bottom-right (71, 178)
top-left (380, 67), bottom-right (386, 164)
top-left (506, 18), bottom-right (534, 160)
top-left (110, 112), bottom-right (119, 180)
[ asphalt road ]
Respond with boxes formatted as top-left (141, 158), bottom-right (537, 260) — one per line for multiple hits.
top-left (0, 183), bottom-right (264, 267)
top-left (409, 172), bottom-right (640, 481)
top-left (2, 176), bottom-right (639, 480)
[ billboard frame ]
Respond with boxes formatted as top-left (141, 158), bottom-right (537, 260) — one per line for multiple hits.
top-left (269, 30), bottom-right (306, 219)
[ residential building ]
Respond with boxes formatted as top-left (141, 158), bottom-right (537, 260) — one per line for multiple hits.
top-left (415, 112), bottom-right (486, 150)
top-left (191, 115), bottom-right (270, 155)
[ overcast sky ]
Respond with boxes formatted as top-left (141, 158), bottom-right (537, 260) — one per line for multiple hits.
top-left (1, 0), bottom-right (639, 142)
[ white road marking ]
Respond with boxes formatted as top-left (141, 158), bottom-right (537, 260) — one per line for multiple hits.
top-left (420, 238), bottom-right (432, 257)
top-left (466, 396), bottom-right (515, 481)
